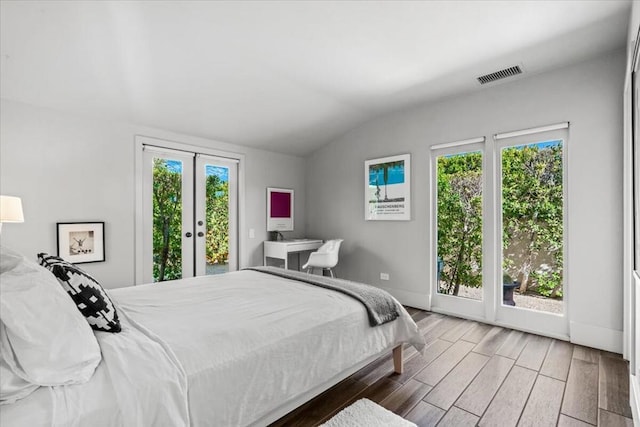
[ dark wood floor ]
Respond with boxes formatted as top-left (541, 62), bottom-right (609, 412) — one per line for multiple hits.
top-left (270, 307), bottom-right (633, 427)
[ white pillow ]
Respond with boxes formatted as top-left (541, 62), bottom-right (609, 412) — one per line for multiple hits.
top-left (0, 247), bottom-right (101, 386)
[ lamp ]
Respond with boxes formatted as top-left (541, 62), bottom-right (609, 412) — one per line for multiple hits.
top-left (0, 195), bottom-right (24, 233)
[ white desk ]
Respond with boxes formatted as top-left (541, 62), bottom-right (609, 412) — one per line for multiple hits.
top-left (263, 239), bottom-right (323, 270)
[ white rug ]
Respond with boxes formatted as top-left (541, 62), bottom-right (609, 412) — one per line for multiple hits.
top-left (320, 398), bottom-right (417, 427)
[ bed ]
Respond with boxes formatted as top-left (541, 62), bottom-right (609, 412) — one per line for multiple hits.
top-left (0, 253), bottom-right (425, 427)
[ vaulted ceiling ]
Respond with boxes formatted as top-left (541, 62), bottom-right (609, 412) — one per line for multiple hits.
top-left (0, 1), bottom-right (631, 156)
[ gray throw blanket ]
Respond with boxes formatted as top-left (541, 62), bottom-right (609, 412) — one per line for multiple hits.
top-left (246, 266), bottom-right (400, 326)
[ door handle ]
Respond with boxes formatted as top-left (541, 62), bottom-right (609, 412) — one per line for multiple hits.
top-left (185, 232), bottom-right (193, 238)
top-left (197, 232), bottom-right (204, 237)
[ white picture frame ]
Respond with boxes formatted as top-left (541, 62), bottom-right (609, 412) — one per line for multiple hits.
top-left (365, 154), bottom-right (411, 221)
top-left (266, 187), bottom-right (294, 231)
top-left (57, 222), bottom-right (105, 264)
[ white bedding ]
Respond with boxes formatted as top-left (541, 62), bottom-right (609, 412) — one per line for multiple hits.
top-left (0, 310), bottom-right (189, 426)
top-left (1, 270), bottom-right (424, 427)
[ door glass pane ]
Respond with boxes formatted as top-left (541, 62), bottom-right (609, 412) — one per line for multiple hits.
top-left (437, 151), bottom-right (483, 300)
top-left (152, 158), bottom-right (183, 282)
top-left (501, 140), bottom-right (563, 313)
top-left (204, 164), bottom-right (230, 275)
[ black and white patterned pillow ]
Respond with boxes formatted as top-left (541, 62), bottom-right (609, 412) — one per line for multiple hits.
top-left (37, 253), bottom-right (121, 333)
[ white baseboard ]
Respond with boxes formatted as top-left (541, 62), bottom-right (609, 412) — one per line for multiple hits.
top-left (630, 374), bottom-right (640, 426)
top-left (570, 321), bottom-right (623, 353)
top-left (379, 286), bottom-right (430, 311)
top-left (380, 291), bottom-right (623, 354)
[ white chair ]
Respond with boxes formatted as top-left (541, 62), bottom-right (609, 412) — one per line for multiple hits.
top-left (302, 239), bottom-right (343, 278)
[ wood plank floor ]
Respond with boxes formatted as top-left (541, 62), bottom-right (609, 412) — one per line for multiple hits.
top-left (269, 308), bottom-right (633, 427)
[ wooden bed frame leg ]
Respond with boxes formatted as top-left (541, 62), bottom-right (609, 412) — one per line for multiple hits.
top-left (392, 345), bottom-right (404, 374)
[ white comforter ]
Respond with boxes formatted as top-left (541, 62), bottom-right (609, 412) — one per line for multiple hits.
top-left (1, 270), bottom-right (424, 427)
top-left (0, 310), bottom-right (189, 426)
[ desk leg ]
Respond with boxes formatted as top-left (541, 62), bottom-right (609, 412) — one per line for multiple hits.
top-left (264, 255), bottom-right (267, 267)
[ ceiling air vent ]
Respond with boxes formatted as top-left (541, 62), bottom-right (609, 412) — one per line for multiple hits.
top-left (477, 65), bottom-right (522, 85)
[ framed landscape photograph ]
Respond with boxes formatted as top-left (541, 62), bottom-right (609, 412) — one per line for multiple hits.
top-left (57, 222), bottom-right (105, 263)
top-left (365, 154), bottom-right (411, 221)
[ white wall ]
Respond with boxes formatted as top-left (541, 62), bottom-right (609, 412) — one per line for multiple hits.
top-left (0, 98), bottom-right (306, 288)
top-left (306, 49), bottom-right (626, 352)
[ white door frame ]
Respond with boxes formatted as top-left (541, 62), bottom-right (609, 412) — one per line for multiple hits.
top-left (624, 27), bottom-right (639, 422)
top-left (134, 135), bottom-right (245, 285)
top-left (142, 147), bottom-right (195, 283)
top-left (430, 138), bottom-right (489, 321)
top-left (194, 154), bottom-right (239, 275)
top-left (493, 127), bottom-right (569, 338)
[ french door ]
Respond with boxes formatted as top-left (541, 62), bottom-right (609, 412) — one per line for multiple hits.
top-left (431, 125), bottom-right (568, 338)
top-left (494, 127), bottom-right (567, 337)
top-left (431, 138), bottom-right (486, 320)
top-left (142, 146), bottom-right (238, 283)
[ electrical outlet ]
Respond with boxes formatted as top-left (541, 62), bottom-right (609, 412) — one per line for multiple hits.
top-left (380, 273), bottom-right (389, 281)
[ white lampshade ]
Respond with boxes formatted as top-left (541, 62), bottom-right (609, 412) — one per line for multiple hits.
top-left (0, 195), bottom-right (24, 223)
